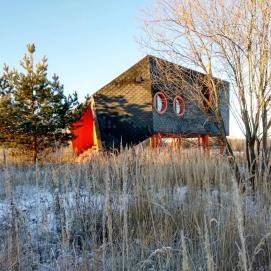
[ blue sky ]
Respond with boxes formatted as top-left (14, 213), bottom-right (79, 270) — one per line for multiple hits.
top-left (0, 0), bottom-right (242, 137)
top-left (0, 0), bottom-right (148, 99)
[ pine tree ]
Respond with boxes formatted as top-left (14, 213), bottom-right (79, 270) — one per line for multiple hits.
top-left (0, 44), bottom-right (79, 162)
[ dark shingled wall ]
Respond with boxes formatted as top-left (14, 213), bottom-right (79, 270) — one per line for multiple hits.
top-left (93, 57), bottom-right (153, 149)
top-left (149, 56), bottom-right (230, 136)
top-left (92, 56), bottom-right (230, 149)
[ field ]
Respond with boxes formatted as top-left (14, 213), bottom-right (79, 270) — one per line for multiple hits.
top-left (0, 146), bottom-right (271, 270)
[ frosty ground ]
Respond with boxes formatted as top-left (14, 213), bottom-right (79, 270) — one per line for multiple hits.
top-left (0, 148), bottom-right (270, 270)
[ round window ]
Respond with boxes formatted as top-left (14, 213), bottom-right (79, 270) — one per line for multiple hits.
top-left (173, 96), bottom-right (185, 117)
top-left (153, 92), bottom-right (167, 114)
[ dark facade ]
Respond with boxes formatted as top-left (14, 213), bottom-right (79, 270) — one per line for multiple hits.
top-left (149, 57), bottom-right (229, 136)
top-left (72, 55), bottom-right (229, 154)
top-left (93, 57), bottom-right (153, 149)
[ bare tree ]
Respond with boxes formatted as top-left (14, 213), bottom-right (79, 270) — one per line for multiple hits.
top-left (141, 0), bottom-right (271, 188)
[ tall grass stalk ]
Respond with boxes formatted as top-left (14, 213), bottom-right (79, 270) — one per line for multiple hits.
top-left (232, 178), bottom-right (248, 271)
top-left (0, 146), bottom-right (271, 270)
top-left (181, 231), bottom-right (190, 271)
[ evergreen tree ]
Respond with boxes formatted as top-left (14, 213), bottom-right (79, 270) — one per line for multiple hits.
top-left (0, 44), bottom-right (79, 162)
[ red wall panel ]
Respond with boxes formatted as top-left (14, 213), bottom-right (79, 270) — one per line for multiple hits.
top-left (71, 108), bottom-right (94, 155)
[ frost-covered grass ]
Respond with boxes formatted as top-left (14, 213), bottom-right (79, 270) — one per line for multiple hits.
top-left (0, 147), bottom-right (271, 270)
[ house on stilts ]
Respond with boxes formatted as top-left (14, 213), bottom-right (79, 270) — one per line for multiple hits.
top-left (71, 55), bottom-right (229, 158)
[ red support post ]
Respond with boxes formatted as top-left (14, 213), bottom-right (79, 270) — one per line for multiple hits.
top-left (201, 135), bottom-right (210, 158)
top-left (150, 132), bottom-right (162, 148)
top-left (157, 132), bottom-right (162, 147)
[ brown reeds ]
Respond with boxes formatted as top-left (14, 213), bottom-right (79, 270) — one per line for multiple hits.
top-left (0, 146), bottom-right (270, 270)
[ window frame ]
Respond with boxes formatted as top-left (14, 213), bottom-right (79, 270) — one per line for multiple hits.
top-left (153, 91), bottom-right (168, 114)
top-left (173, 95), bottom-right (185, 117)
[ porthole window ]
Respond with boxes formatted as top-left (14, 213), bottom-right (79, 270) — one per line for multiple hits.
top-left (173, 96), bottom-right (185, 117)
top-left (153, 92), bottom-right (167, 114)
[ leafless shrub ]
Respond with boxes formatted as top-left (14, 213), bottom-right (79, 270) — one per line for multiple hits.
top-left (140, 0), bottom-right (271, 189)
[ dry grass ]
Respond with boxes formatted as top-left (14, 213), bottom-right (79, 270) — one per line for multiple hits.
top-left (0, 146), bottom-right (76, 166)
top-left (0, 146), bottom-right (271, 270)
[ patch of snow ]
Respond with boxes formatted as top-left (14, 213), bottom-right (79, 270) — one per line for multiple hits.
top-left (174, 186), bottom-right (188, 201)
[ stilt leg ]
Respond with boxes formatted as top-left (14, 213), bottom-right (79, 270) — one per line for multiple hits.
top-left (157, 132), bottom-right (162, 147)
top-left (150, 133), bottom-right (161, 148)
top-left (201, 135), bottom-right (210, 158)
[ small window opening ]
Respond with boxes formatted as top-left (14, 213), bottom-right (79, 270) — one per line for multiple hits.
top-left (153, 92), bottom-right (167, 114)
top-left (173, 96), bottom-right (185, 117)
